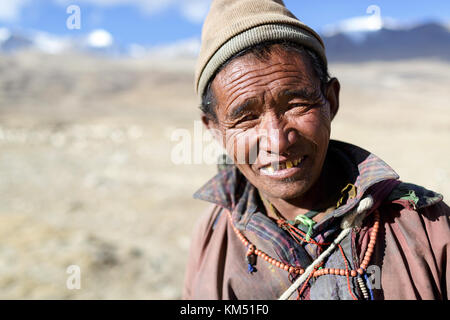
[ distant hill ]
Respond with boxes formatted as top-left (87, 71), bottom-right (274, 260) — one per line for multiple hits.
top-left (323, 22), bottom-right (450, 62)
top-left (1, 22), bottom-right (449, 62)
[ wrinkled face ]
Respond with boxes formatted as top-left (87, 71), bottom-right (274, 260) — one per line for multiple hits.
top-left (204, 45), bottom-right (339, 200)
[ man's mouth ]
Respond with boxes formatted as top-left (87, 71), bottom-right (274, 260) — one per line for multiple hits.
top-left (259, 156), bottom-right (306, 176)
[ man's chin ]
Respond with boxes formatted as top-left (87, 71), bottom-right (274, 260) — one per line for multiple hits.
top-left (259, 180), bottom-right (310, 201)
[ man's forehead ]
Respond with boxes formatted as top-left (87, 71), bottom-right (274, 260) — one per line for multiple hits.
top-left (218, 48), bottom-right (313, 84)
top-left (212, 48), bottom-right (318, 105)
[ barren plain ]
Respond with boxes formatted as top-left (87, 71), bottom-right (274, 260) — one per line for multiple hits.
top-left (0, 52), bottom-right (448, 298)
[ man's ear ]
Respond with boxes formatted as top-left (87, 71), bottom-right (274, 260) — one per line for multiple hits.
top-left (201, 114), bottom-right (224, 146)
top-left (326, 77), bottom-right (340, 121)
top-left (201, 114), bottom-right (215, 130)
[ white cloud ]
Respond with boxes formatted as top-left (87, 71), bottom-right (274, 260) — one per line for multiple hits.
top-left (0, 0), bottom-right (30, 22)
top-left (323, 5), bottom-right (383, 36)
top-left (0, 0), bottom-right (210, 25)
top-left (127, 36), bottom-right (201, 59)
top-left (179, 0), bottom-right (210, 23)
top-left (0, 27), bottom-right (11, 42)
top-left (146, 36), bottom-right (200, 57)
top-left (32, 31), bottom-right (71, 54)
top-left (55, 0), bottom-right (210, 24)
top-left (87, 28), bottom-right (113, 47)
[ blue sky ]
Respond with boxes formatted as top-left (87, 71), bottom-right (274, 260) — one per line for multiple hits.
top-left (0, 0), bottom-right (449, 46)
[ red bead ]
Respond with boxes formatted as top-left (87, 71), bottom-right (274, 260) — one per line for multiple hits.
top-left (329, 268), bottom-right (335, 275)
top-left (340, 269), bottom-right (346, 276)
top-left (324, 268), bottom-right (329, 275)
top-left (357, 268), bottom-right (364, 275)
top-left (284, 265), bottom-right (290, 271)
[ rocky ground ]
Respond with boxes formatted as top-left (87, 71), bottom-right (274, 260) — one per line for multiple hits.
top-left (0, 51), bottom-right (448, 299)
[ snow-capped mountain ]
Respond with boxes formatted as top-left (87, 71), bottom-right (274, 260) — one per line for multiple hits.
top-left (323, 22), bottom-right (450, 62)
top-left (0, 28), bottom-right (124, 56)
top-left (0, 21), bottom-right (449, 62)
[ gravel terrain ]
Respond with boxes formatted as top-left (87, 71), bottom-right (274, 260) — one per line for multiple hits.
top-left (0, 51), bottom-right (448, 299)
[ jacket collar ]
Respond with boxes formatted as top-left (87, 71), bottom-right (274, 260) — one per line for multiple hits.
top-left (193, 140), bottom-right (400, 230)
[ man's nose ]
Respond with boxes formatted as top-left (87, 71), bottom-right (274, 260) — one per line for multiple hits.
top-left (259, 114), bottom-right (296, 155)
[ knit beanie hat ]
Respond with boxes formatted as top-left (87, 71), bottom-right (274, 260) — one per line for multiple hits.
top-left (195, 0), bottom-right (327, 98)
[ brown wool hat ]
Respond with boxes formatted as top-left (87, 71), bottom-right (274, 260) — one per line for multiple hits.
top-left (195, 0), bottom-right (327, 98)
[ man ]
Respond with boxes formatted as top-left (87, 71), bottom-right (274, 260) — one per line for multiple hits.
top-left (183, 0), bottom-right (449, 300)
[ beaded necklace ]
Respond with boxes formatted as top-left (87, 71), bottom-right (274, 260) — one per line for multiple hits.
top-left (260, 193), bottom-right (324, 243)
top-left (227, 194), bottom-right (379, 300)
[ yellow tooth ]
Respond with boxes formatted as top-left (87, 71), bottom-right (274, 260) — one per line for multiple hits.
top-left (293, 159), bottom-right (298, 166)
top-left (267, 166), bottom-right (274, 173)
top-left (286, 160), bottom-right (293, 169)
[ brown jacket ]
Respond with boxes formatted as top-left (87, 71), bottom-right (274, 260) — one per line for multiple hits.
top-left (183, 141), bottom-right (450, 300)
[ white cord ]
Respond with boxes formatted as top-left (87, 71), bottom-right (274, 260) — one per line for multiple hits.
top-left (278, 196), bottom-right (374, 300)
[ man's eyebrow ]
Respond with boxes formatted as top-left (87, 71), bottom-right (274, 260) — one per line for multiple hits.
top-left (278, 88), bottom-right (321, 100)
top-left (228, 98), bottom-right (257, 119)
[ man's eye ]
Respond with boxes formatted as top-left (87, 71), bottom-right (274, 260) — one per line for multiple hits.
top-left (239, 114), bottom-right (259, 122)
top-left (289, 103), bottom-right (310, 109)
top-left (288, 103), bottom-right (319, 112)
